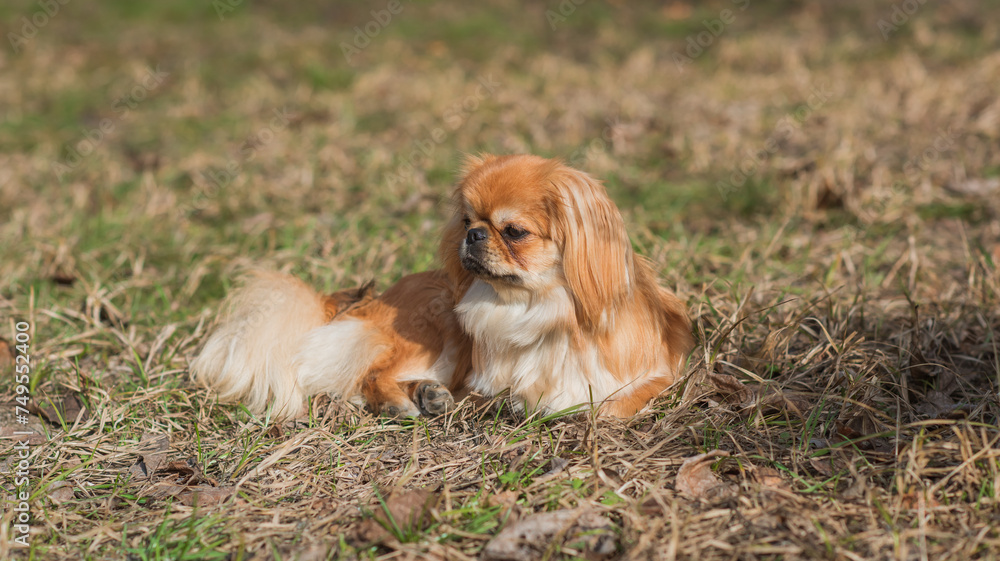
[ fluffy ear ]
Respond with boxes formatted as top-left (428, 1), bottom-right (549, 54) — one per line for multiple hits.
top-left (657, 284), bottom-right (696, 372)
top-left (549, 166), bottom-right (635, 328)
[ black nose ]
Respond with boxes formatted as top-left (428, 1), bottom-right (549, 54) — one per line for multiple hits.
top-left (466, 227), bottom-right (487, 245)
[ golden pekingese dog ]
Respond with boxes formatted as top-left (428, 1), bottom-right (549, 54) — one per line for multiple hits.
top-left (190, 154), bottom-right (693, 419)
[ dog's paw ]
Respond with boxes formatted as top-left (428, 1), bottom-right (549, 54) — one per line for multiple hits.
top-left (416, 381), bottom-right (455, 416)
top-left (382, 401), bottom-right (420, 418)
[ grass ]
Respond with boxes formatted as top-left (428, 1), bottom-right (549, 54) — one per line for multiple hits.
top-left (0, 0), bottom-right (999, 559)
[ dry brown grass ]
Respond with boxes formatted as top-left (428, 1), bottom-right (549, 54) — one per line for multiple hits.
top-left (1, 0), bottom-right (999, 559)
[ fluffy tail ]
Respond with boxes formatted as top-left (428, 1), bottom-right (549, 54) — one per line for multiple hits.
top-left (190, 270), bottom-right (386, 419)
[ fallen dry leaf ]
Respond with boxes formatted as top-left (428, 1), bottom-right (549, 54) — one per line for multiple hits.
top-left (159, 459), bottom-right (218, 486)
top-left (836, 420), bottom-right (862, 439)
top-left (482, 509), bottom-right (616, 561)
top-left (130, 432), bottom-right (170, 478)
top-left (29, 392), bottom-right (87, 426)
top-left (48, 481), bottom-right (75, 504)
top-left (638, 495), bottom-right (669, 516)
top-left (915, 390), bottom-right (964, 419)
top-left (127, 463), bottom-right (147, 480)
top-left (751, 466), bottom-right (792, 502)
top-left (707, 372), bottom-right (754, 404)
top-left (162, 460), bottom-right (196, 476)
top-left (376, 488), bottom-right (437, 532)
top-left (182, 486), bottom-right (235, 506)
top-left (0, 338), bottom-right (13, 371)
top-left (836, 413), bottom-right (891, 450)
top-left (488, 490), bottom-right (520, 510)
top-left (61, 393), bottom-right (85, 422)
top-left (761, 392), bottom-right (812, 419)
top-left (752, 467), bottom-right (789, 490)
top-left (132, 452), bottom-right (231, 507)
top-left (145, 483), bottom-right (235, 506)
top-left (356, 488), bottom-right (439, 544)
top-left (542, 457), bottom-right (569, 478)
top-left (810, 457), bottom-right (834, 478)
top-left (0, 403), bottom-right (48, 445)
top-left (354, 519), bottom-right (390, 546)
top-left (676, 450), bottom-right (734, 499)
top-left (840, 476), bottom-right (868, 500)
top-left (707, 373), bottom-right (811, 418)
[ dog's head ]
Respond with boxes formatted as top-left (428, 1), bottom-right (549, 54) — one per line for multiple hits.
top-left (441, 154), bottom-right (635, 327)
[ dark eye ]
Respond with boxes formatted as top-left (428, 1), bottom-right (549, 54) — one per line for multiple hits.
top-left (503, 225), bottom-right (528, 240)
top-left (462, 216), bottom-right (471, 228)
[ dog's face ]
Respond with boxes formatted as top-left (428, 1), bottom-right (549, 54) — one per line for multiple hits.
top-left (456, 156), bottom-right (562, 292)
top-left (443, 154), bottom-right (636, 326)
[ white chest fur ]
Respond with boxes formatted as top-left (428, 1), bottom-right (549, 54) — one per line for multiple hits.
top-left (455, 280), bottom-right (637, 412)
